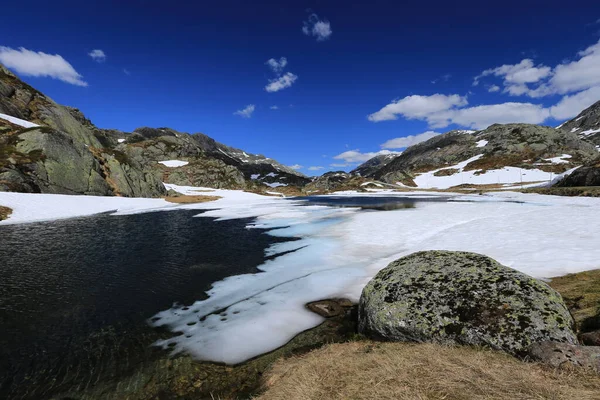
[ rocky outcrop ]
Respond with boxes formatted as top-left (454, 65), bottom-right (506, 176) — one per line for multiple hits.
top-left (358, 251), bottom-right (577, 356)
top-left (559, 100), bottom-right (600, 147)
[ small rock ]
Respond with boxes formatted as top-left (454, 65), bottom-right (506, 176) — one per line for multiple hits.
top-left (581, 330), bottom-right (600, 346)
top-left (528, 341), bottom-right (600, 371)
top-left (306, 300), bottom-right (344, 318)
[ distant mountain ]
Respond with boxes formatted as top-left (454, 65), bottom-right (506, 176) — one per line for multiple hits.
top-left (361, 125), bottom-right (598, 189)
top-left (558, 100), bottom-right (600, 148)
top-left (352, 153), bottom-right (400, 176)
top-left (0, 63), bottom-right (308, 197)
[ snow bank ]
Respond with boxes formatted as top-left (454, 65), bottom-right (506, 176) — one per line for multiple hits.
top-left (475, 139), bottom-right (488, 148)
top-left (0, 113), bottom-right (39, 128)
top-left (411, 155), bottom-right (557, 189)
top-left (0, 192), bottom-right (171, 224)
top-left (159, 160), bottom-right (189, 168)
top-left (581, 128), bottom-right (600, 136)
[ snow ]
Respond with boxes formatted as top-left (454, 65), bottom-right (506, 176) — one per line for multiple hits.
top-left (571, 127), bottom-right (581, 133)
top-left (475, 139), bottom-right (488, 148)
top-left (251, 174), bottom-right (261, 180)
top-left (0, 113), bottom-right (39, 128)
top-left (2, 185), bottom-right (600, 364)
top-left (158, 160), bottom-right (189, 168)
top-left (581, 128), bottom-right (600, 136)
top-left (542, 154), bottom-right (572, 164)
top-left (361, 182), bottom-right (383, 187)
top-left (0, 192), bottom-right (171, 225)
top-left (411, 155), bottom-right (558, 189)
top-left (265, 172), bottom-right (278, 178)
top-left (117, 138), bottom-right (125, 143)
top-left (575, 116), bottom-right (584, 121)
top-left (264, 182), bottom-right (288, 188)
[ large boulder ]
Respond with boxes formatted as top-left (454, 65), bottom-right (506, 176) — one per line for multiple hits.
top-left (555, 161), bottom-right (600, 187)
top-left (358, 251), bottom-right (577, 355)
top-left (528, 342), bottom-right (600, 370)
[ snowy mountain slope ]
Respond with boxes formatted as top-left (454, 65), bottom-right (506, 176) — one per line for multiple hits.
top-left (559, 100), bottom-right (600, 148)
top-left (363, 124), bottom-right (598, 189)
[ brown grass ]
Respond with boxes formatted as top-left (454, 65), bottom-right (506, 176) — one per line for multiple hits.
top-left (0, 205), bottom-right (12, 221)
top-left (549, 269), bottom-right (600, 332)
top-left (164, 195), bottom-right (221, 204)
top-left (258, 341), bottom-right (600, 400)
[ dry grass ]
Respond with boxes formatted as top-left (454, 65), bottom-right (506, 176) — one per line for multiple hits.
top-left (164, 195), bottom-right (221, 204)
top-left (549, 269), bottom-right (600, 331)
top-left (258, 342), bottom-right (600, 400)
top-left (0, 205), bottom-right (12, 221)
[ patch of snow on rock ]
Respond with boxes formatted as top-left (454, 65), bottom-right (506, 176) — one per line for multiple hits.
top-left (0, 113), bottom-right (39, 128)
top-left (581, 128), bottom-right (600, 136)
top-left (158, 160), bottom-right (189, 168)
top-left (475, 139), bottom-right (488, 148)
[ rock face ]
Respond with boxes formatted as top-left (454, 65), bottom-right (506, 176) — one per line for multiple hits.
top-left (559, 100), bottom-right (600, 147)
top-left (358, 251), bottom-right (577, 356)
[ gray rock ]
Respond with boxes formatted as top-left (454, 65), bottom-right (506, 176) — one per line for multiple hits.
top-left (358, 251), bottom-right (577, 356)
top-left (528, 341), bottom-right (600, 371)
top-left (559, 100), bottom-right (600, 147)
top-left (555, 161), bottom-right (600, 187)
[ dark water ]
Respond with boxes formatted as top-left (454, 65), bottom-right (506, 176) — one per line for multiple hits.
top-left (0, 210), bottom-right (293, 399)
top-left (297, 195), bottom-right (452, 210)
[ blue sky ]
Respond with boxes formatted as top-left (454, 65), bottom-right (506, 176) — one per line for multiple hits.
top-left (1, 1), bottom-right (600, 174)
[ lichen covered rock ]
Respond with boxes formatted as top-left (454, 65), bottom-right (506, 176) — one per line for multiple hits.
top-left (358, 251), bottom-right (577, 355)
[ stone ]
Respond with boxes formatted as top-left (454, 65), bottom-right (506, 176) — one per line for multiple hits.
top-left (528, 341), bottom-right (600, 371)
top-left (580, 331), bottom-right (600, 346)
top-left (358, 251), bottom-right (577, 356)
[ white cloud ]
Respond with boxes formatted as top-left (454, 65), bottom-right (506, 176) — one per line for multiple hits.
top-left (367, 94), bottom-right (468, 123)
top-left (265, 57), bottom-right (287, 74)
top-left (330, 163), bottom-right (351, 168)
top-left (123, 68), bottom-right (131, 75)
top-left (488, 85), bottom-right (500, 93)
top-left (368, 93), bottom-right (553, 129)
top-left (0, 46), bottom-right (87, 86)
top-left (474, 39), bottom-right (600, 99)
top-left (302, 13), bottom-right (332, 41)
top-left (449, 103), bottom-right (550, 129)
top-left (308, 166), bottom-right (324, 171)
top-left (549, 85), bottom-right (600, 120)
top-left (288, 164), bottom-right (303, 170)
top-left (381, 131), bottom-right (442, 149)
top-left (233, 104), bottom-right (255, 118)
top-left (475, 59), bottom-right (551, 86)
top-left (549, 40), bottom-right (600, 95)
top-left (333, 149), bottom-right (399, 164)
top-left (270, 105), bottom-right (279, 110)
top-left (88, 49), bottom-right (106, 62)
top-left (265, 72), bottom-right (298, 93)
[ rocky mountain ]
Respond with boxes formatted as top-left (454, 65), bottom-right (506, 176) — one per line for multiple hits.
top-left (351, 153), bottom-right (400, 176)
top-left (363, 125), bottom-right (598, 189)
top-left (558, 100), bottom-right (600, 148)
top-left (0, 63), bottom-right (308, 197)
